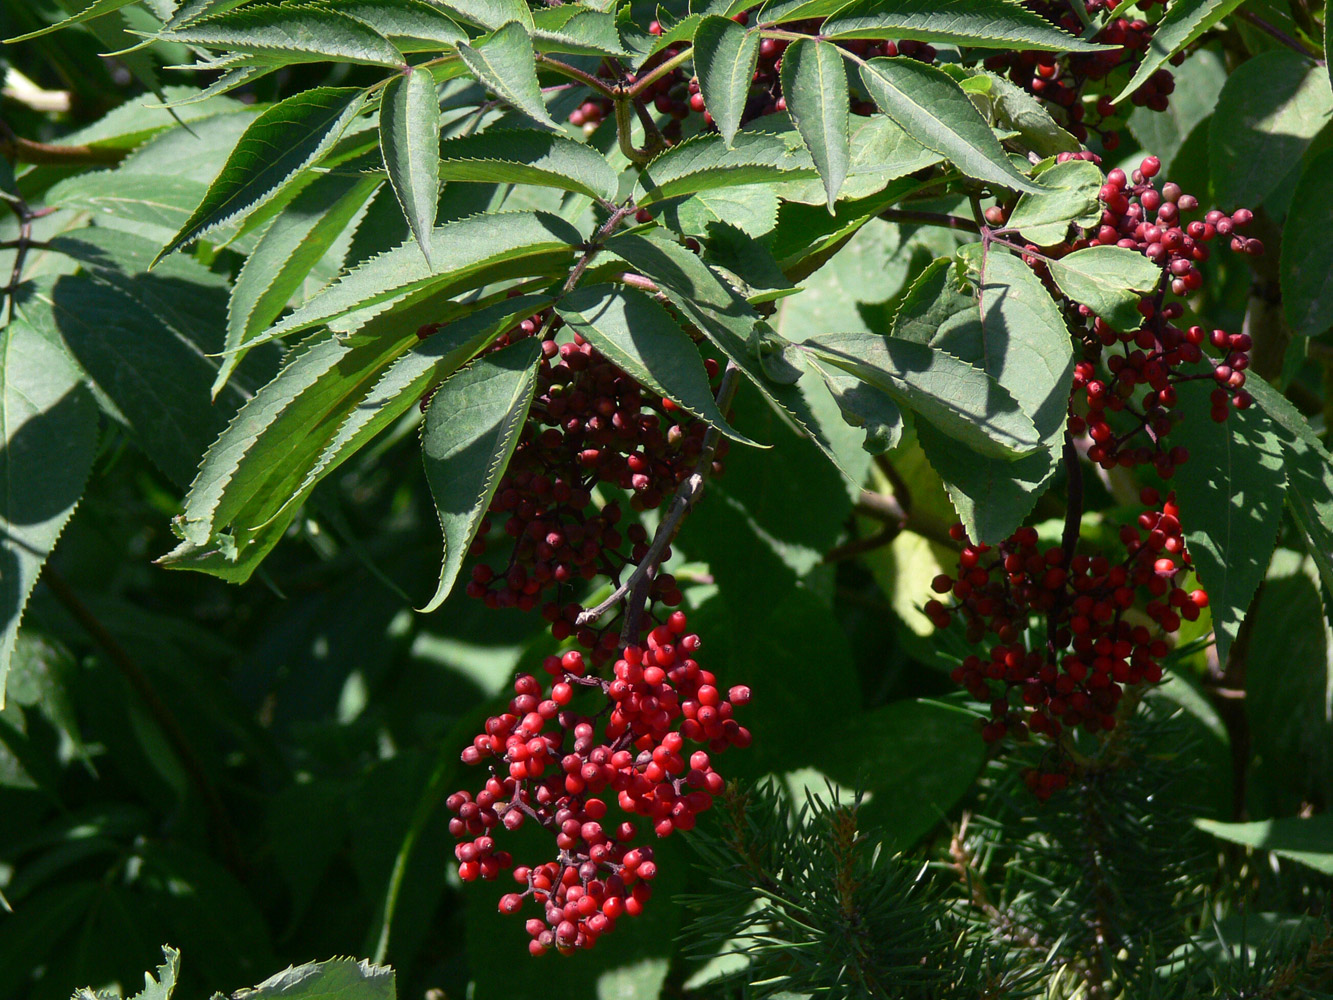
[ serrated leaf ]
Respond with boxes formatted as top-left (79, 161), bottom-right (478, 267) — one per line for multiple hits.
top-left (918, 249), bottom-right (1073, 541)
top-left (781, 39), bottom-right (850, 211)
top-left (556, 284), bottom-right (760, 445)
top-left (810, 361), bottom-right (903, 452)
top-left (1246, 375), bottom-right (1333, 605)
top-left (260, 210), bottom-right (580, 341)
top-left (693, 14), bottom-right (760, 146)
top-left (457, 21), bottom-right (558, 130)
top-left (530, 5), bottom-right (628, 55)
top-left (665, 183), bottom-right (780, 238)
top-left (421, 339), bottom-right (542, 612)
top-left (286, 294), bottom-right (554, 531)
top-left (4, 0), bottom-right (142, 41)
top-left (637, 131), bottom-right (815, 204)
top-left (161, 4), bottom-right (407, 66)
top-left (154, 87), bottom-right (366, 264)
top-left (1282, 147), bottom-right (1333, 337)
top-left (859, 58), bottom-right (1041, 193)
top-left (217, 171), bottom-right (381, 398)
top-left (1006, 158), bottom-right (1102, 245)
top-left (1113, 0), bottom-right (1248, 104)
top-left (820, 0), bottom-right (1108, 50)
top-left (433, 0), bottom-right (532, 30)
top-left (164, 0), bottom-right (247, 31)
top-left (0, 321), bottom-right (97, 707)
top-left (1171, 380), bottom-right (1287, 664)
top-left (119, 945), bottom-right (180, 1000)
top-left (381, 68), bottom-right (442, 267)
top-left (166, 327), bottom-right (419, 577)
top-left (436, 129), bottom-right (618, 201)
top-left (1196, 816), bottom-right (1333, 876)
top-left (800, 331), bottom-right (1041, 458)
top-left (1208, 49), bottom-right (1333, 208)
top-left (332, 0), bottom-right (467, 50)
top-left (1046, 245), bottom-right (1161, 333)
top-left (227, 956), bottom-right (394, 1000)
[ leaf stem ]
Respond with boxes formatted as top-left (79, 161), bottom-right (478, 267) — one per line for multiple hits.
top-left (626, 46), bottom-right (695, 99)
top-left (878, 208), bottom-right (981, 233)
top-left (1235, 9), bottom-right (1325, 63)
top-left (577, 362), bottom-right (740, 634)
top-left (535, 53), bottom-right (619, 97)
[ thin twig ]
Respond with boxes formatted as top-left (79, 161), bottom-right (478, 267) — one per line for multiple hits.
top-left (878, 208), bottom-right (982, 233)
top-left (41, 567), bottom-right (244, 873)
top-left (1236, 9), bottom-right (1325, 63)
top-left (578, 363), bottom-right (741, 632)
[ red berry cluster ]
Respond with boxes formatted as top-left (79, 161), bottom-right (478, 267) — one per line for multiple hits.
top-left (929, 489), bottom-right (1205, 797)
top-left (983, 0), bottom-right (1174, 145)
top-left (462, 313), bottom-right (725, 661)
top-left (446, 612), bottom-right (751, 953)
top-left (1062, 156), bottom-right (1260, 476)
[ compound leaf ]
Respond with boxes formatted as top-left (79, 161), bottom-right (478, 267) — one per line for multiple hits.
top-left (457, 21), bottom-right (558, 130)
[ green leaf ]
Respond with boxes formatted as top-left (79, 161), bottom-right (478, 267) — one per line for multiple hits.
top-left (919, 249), bottom-right (1073, 541)
top-left (780, 39), bottom-right (850, 211)
top-left (121, 945), bottom-right (180, 1000)
top-left (1113, 0), bottom-right (1248, 104)
top-left (890, 256), bottom-right (972, 345)
top-left (810, 362), bottom-right (903, 452)
top-left (154, 87), bottom-right (367, 264)
top-left (664, 183), bottom-right (780, 238)
top-left (530, 5), bottom-right (629, 55)
top-left (421, 339), bottom-right (542, 613)
top-left (771, 113), bottom-right (941, 205)
top-left (1246, 375), bottom-right (1333, 603)
top-left (638, 131), bottom-right (815, 204)
top-left (800, 331), bottom-right (1041, 459)
top-left (457, 21), bottom-right (558, 130)
top-left (4, 0), bottom-right (142, 41)
top-left (1126, 48), bottom-right (1226, 176)
top-left (432, 0), bottom-right (532, 30)
top-left (165, 326), bottom-right (419, 579)
top-left (436, 129), bottom-right (618, 201)
top-left (0, 321), bottom-right (97, 707)
top-left (1208, 49), bottom-right (1333, 208)
top-left (556, 284), bottom-right (760, 445)
top-left (820, 0), bottom-right (1107, 51)
top-left (218, 171), bottom-right (381, 399)
top-left (161, 4), bottom-right (407, 66)
top-left (1171, 380), bottom-right (1287, 664)
top-left (220, 957), bottom-right (395, 1000)
top-left (985, 72), bottom-right (1079, 157)
top-left (1006, 158), bottom-right (1102, 246)
top-left (1196, 815), bottom-right (1333, 876)
top-left (335, 0), bottom-right (467, 51)
top-left (381, 67), bottom-right (442, 267)
top-left (261, 210), bottom-right (580, 341)
top-left (692, 14), bottom-right (760, 146)
top-left (1046, 245), bottom-right (1161, 333)
top-left (859, 58), bottom-right (1041, 193)
top-left (38, 272), bottom-right (237, 487)
top-left (1281, 147), bottom-right (1333, 337)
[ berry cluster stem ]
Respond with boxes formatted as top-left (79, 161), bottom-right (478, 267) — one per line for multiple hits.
top-left (578, 362), bottom-right (740, 633)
